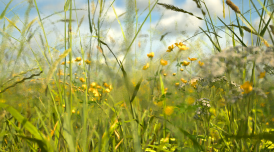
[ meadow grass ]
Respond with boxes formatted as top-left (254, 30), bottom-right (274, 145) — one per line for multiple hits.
top-left (0, 0), bottom-right (274, 151)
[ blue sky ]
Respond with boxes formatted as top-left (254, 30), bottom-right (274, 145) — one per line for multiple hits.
top-left (0, 0), bottom-right (271, 66)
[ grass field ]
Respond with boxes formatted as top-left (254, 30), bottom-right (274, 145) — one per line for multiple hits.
top-left (1, 0), bottom-right (274, 151)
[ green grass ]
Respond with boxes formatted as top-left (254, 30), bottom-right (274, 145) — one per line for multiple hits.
top-left (1, 0), bottom-right (274, 151)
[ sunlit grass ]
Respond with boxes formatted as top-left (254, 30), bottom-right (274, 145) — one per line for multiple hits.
top-left (0, 0), bottom-right (274, 151)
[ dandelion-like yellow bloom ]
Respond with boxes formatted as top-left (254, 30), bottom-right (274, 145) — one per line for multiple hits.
top-left (93, 89), bottom-right (99, 97)
top-left (175, 42), bottom-right (189, 50)
top-left (85, 59), bottom-right (91, 64)
top-left (240, 81), bottom-right (253, 94)
top-left (147, 52), bottom-right (154, 58)
top-left (79, 77), bottom-right (85, 83)
top-left (61, 61), bottom-right (65, 65)
top-left (180, 68), bottom-right (184, 71)
top-left (160, 59), bottom-right (168, 66)
top-left (198, 61), bottom-right (204, 66)
top-left (90, 82), bottom-right (96, 87)
top-left (186, 96), bottom-right (195, 105)
top-left (166, 44), bottom-right (174, 52)
top-left (72, 109), bottom-right (76, 114)
top-left (103, 82), bottom-right (109, 88)
top-left (75, 57), bottom-right (82, 62)
top-left (143, 63), bottom-right (149, 70)
top-left (172, 73), bottom-right (176, 76)
top-left (259, 71), bottom-right (266, 79)
top-left (88, 87), bottom-right (93, 93)
top-left (175, 83), bottom-right (180, 86)
top-left (181, 78), bottom-right (187, 83)
top-left (164, 106), bottom-right (174, 116)
top-left (181, 61), bottom-right (190, 66)
top-left (82, 84), bottom-right (87, 90)
top-left (163, 73), bottom-right (167, 76)
top-left (188, 57), bottom-right (197, 61)
top-left (105, 88), bottom-right (110, 93)
top-left (109, 85), bottom-right (113, 90)
top-left (154, 101), bottom-right (163, 107)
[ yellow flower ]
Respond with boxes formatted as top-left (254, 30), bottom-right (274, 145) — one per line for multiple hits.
top-left (198, 61), bottom-right (204, 66)
top-left (175, 82), bottom-right (180, 86)
top-left (266, 122), bottom-right (269, 125)
top-left (163, 73), bottom-right (167, 76)
top-left (82, 84), bottom-right (87, 90)
top-left (188, 57), bottom-right (197, 61)
top-left (88, 87), bottom-right (93, 93)
top-left (154, 101), bottom-right (163, 107)
top-left (0, 99), bottom-right (6, 103)
top-left (105, 88), bottom-right (111, 93)
top-left (72, 109), bottom-right (76, 114)
top-left (147, 52), bottom-right (154, 58)
top-left (180, 68), bottom-right (184, 71)
top-left (181, 78), bottom-right (187, 83)
top-left (90, 82), bottom-right (96, 87)
top-left (143, 63), bottom-right (149, 70)
top-left (160, 59), bottom-right (168, 66)
top-left (175, 42), bottom-right (189, 50)
top-left (166, 44), bottom-right (174, 52)
top-left (172, 73), bottom-right (176, 76)
top-left (260, 103), bottom-right (266, 107)
top-left (93, 89), bottom-right (99, 97)
top-left (186, 96), bottom-right (195, 105)
top-left (75, 57), bottom-right (82, 62)
top-left (181, 61), bottom-right (190, 66)
top-left (61, 61), bottom-right (65, 65)
top-left (164, 106), bottom-right (174, 116)
top-left (79, 77), bottom-right (85, 83)
top-left (109, 85), bottom-right (113, 90)
top-left (259, 71), bottom-right (266, 79)
top-left (240, 81), bottom-right (253, 94)
top-left (85, 59), bottom-right (91, 64)
top-left (103, 82), bottom-right (109, 88)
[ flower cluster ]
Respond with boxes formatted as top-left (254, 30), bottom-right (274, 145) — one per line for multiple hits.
top-left (193, 98), bottom-right (211, 121)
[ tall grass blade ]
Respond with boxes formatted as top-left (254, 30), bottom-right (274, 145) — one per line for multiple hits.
top-left (0, 0), bottom-right (13, 20)
top-left (44, 48), bottom-right (71, 91)
top-left (157, 2), bottom-right (203, 20)
top-left (236, 14), bottom-right (244, 38)
top-left (218, 17), bottom-right (247, 47)
top-left (0, 103), bottom-right (45, 141)
top-left (4, 17), bottom-right (21, 32)
top-left (64, 0), bottom-right (71, 12)
top-left (259, 10), bottom-right (274, 37)
top-left (199, 27), bottom-right (222, 52)
top-left (130, 77), bottom-right (143, 103)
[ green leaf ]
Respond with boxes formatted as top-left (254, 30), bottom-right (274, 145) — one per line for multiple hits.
top-left (159, 75), bottom-right (165, 95)
top-left (0, 0), bottom-right (13, 20)
top-left (199, 27), bottom-right (221, 52)
top-left (236, 14), bottom-right (244, 37)
top-left (0, 103), bottom-right (45, 141)
top-left (4, 16), bottom-right (21, 32)
top-left (130, 77), bottom-right (143, 103)
top-left (177, 127), bottom-right (204, 151)
top-left (260, 10), bottom-right (274, 37)
top-left (218, 17), bottom-right (247, 47)
top-left (17, 135), bottom-right (48, 151)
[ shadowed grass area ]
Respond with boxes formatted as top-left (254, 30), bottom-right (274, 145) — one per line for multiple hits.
top-left (1, 0), bottom-right (274, 151)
